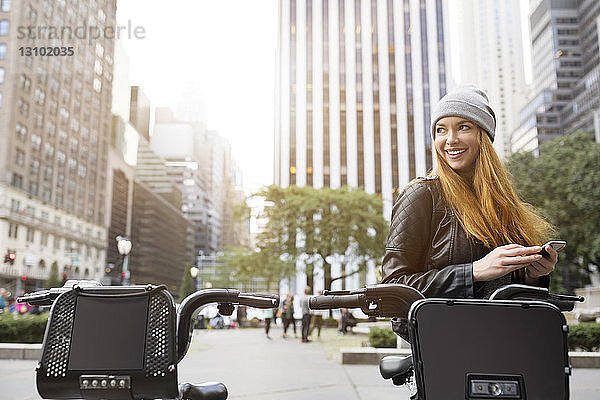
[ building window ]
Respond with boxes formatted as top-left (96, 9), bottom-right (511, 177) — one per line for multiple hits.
top-left (0, 67), bottom-right (4, 83)
top-left (93, 78), bottom-right (101, 93)
top-left (17, 98), bottom-right (29, 115)
top-left (44, 143), bottom-right (54, 158)
top-left (16, 123), bottom-right (27, 140)
top-left (41, 232), bottom-right (48, 247)
top-left (8, 223), bottom-right (18, 239)
top-left (0, 20), bottom-right (8, 36)
top-left (11, 173), bottom-right (22, 189)
top-left (19, 74), bottom-right (31, 91)
top-left (1, 0), bottom-right (11, 12)
top-left (34, 88), bottom-right (45, 104)
top-left (26, 227), bottom-right (35, 243)
top-left (44, 166), bottom-right (53, 181)
top-left (15, 148), bottom-right (25, 166)
top-left (0, 44), bottom-right (5, 59)
top-left (30, 159), bottom-right (40, 174)
top-left (10, 199), bottom-right (20, 211)
top-left (31, 133), bottom-right (41, 150)
top-left (28, 181), bottom-right (38, 195)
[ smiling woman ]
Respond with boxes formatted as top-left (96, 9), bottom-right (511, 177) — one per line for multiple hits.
top-left (382, 85), bottom-right (558, 300)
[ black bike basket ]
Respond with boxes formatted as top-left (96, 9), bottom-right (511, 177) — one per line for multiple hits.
top-left (408, 299), bottom-right (571, 400)
top-left (36, 285), bottom-right (178, 400)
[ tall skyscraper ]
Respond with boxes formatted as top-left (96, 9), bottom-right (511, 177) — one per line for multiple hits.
top-left (512, 0), bottom-right (597, 152)
top-left (0, 0), bottom-right (116, 291)
top-left (275, 0), bottom-right (450, 219)
top-left (561, 0), bottom-right (599, 138)
top-left (451, 0), bottom-right (531, 158)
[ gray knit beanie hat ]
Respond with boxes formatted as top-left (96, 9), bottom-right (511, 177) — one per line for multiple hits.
top-left (430, 85), bottom-right (496, 142)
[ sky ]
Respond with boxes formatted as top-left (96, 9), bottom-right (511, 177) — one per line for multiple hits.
top-left (116, 0), bottom-right (278, 193)
top-left (115, 0), bottom-right (533, 193)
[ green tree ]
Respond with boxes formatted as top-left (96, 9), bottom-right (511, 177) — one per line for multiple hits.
top-left (218, 246), bottom-right (293, 292)
top-left (178, 264), bottom-right (195, 301)
top-left (255, 185), bottom-right (388, 291)
top-left (506, 132), bottom-right (600, 291)
top-left (45, 261), bottom-right (61, 288)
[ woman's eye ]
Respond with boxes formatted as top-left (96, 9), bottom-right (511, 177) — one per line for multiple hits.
top-left (459, 124), bottom-right (471, 130)
top-left (435, 127), bottom-right (446, 134)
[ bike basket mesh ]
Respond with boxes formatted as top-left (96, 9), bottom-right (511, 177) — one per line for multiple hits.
top-left (43, 291), bottom-right (77, 377)
top-left (144, 291), bottom-right (172, 377)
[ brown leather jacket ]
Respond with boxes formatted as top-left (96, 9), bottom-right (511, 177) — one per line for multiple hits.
top-left (382, 176), bottom-right (547, 299)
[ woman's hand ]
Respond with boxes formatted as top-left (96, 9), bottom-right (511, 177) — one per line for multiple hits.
top-left (524, 244), bottom-right (558, 284)
top-left (473, 244), bottom-right (543, 282)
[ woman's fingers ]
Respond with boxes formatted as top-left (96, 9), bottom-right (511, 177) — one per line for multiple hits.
top-left (503, 245), bottom-right (542, 257)
top-left (501, 253), bottom-right (543, 266)
top-left (543, 245), bottom-right (559, 263)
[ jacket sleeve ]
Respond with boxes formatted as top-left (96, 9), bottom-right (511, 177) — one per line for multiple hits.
top-left (381, 182), bottom-right (474, 298)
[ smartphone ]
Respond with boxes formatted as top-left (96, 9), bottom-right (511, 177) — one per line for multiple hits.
top-left (539, 240), bottom-right (566, 258)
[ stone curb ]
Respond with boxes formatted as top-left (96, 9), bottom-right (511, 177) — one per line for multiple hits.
top-left (341, 347), bottom-right (600, 368)
top-left (0, 343), bottom-right (42, 360)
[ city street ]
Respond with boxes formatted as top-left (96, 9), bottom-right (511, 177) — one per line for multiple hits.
top-left (0, 326), bottom-right (599, 399)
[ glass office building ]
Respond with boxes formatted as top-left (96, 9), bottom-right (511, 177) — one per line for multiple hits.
top-left (275, 0), bottom-right (450, 219)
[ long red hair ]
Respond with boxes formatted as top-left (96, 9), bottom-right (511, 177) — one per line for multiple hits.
top-left (430, 128), bottom-right (553, 248)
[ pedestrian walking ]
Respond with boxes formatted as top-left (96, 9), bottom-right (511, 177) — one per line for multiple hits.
top-left (263, 307), bottom-right (274, 339)
top-left (382, 85), bottom-right (558, 299)
top-left (299, 286), bottom-right (312, 342)
top-left (309, 291), bottom-right (326, 338)
top-left (0, 288), bottom-right (6, 313)
top-left (236, 305), bottom-right (247, 328)
top-left (282, 295), bottom-right (297, 338)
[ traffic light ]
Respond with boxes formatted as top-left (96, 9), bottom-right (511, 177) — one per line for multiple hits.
top-left (4, 250), bottom-right (16, 264)
top-left (20, 275), bottom-right (27, 281)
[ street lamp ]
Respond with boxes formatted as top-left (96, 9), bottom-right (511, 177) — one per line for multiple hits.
top-left (189, 265), bottom-right (199, 292)
top-left (116, 236), bottom-right (132, 285)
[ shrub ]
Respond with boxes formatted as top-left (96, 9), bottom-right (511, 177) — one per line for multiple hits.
top-left (568, 323), bottom-right (600, 352)
top-left (368, 326), bottom-right (397, 348)
top-left (0, 313), bottom-right (48, 343)
top-left (324, 317), bottom-right (338, 328)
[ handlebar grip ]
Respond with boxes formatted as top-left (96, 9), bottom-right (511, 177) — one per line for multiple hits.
top-left (179, 382), bottom-right (228, 400)
top-left (547, 299), bottom-right (577, 312)
top-left (237, 294), bottom-right (279, 309)
top-left (309, 294), bottom-right (362, 310)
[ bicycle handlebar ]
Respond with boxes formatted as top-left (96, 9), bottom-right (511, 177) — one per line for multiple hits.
top-left (309, 294), bottom-right (363, 310)
top-left (489, 284), bottom-right (584, 311)
top-left (16, 280), bottom-right (102, 305)
top-left (177, 289), bottom-right (279, 362)
top-left (309, 284), bottom-right (425, 318)
top-left (18, 281), bottom-right (280, 365)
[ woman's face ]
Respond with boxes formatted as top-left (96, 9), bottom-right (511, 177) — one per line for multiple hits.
top-left (434, 116), bottom-right (481, 175)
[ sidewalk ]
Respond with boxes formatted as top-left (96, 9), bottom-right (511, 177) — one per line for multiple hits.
top-left (0, 326), bottom-right (599, 399)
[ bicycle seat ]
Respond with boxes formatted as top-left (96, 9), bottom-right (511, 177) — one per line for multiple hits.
top-left (179, 382), bottom-right (228, 400)
top-left (379, 355), bottom-right (413, 380)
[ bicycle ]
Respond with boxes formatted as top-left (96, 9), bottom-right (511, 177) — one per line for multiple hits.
top-left (310, 283), bottom-right (584, 399)
top-left (17, 280), bottom-right (280, 400)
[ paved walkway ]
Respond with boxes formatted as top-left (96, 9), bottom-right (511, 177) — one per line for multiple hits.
top-left (1, 326), bottom-right (599, 399)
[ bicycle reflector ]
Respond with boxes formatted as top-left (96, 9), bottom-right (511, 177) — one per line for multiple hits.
top-left (467, 374), bottom-right (524, 399)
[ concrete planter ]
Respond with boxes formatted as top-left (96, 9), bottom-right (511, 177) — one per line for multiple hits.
top-left (341, 346), bottom-right (600, 368)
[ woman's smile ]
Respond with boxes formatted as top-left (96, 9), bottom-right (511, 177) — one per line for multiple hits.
top-left (434, 116), bottom-right (480, 175)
